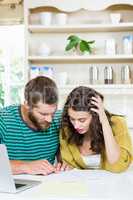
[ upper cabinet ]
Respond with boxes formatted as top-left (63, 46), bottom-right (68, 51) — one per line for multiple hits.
top-left (24, 0), bottom-right (133, 85)
top-left (24, 1), bottom-right (133, 66)
top-left (24, 0), bottom-right (133, 126)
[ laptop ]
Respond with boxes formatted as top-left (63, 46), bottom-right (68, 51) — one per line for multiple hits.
top-left (0, 144), bottom-right (41, 193)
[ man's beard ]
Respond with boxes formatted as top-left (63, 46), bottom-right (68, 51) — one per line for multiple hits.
top-left (28, 111), bottom-right (50, 131)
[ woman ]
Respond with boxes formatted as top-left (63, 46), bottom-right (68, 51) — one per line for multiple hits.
top-left (59, 86), bottom-right (132, 172)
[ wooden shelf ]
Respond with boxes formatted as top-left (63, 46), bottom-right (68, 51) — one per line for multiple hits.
top-left (29, 23), bottom-right (133, 33)
top-left (58, 84), bottom-right (133, 95)
top-left (28, 55), bottom-right (133, 64)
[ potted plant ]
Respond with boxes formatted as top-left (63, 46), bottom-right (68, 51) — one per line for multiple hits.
top-left (65, 35), bottom-right (95, 55)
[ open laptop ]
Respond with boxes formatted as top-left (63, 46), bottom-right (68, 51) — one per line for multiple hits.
top-left (0, 144), bottom-right (41, 193)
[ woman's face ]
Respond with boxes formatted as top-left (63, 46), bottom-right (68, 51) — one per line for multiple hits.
top-left (68, 108), bottom-right (92, 134)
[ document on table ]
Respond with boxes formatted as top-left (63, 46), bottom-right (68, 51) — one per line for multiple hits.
top-left (33, 170), bottom-right (90, 198)
top-left (16, 167), bottom-right (133, 200)
top-left (32, 169), bottom-right (118, 198)
top-left (44, 168), bottom-right (119, 182)
top-left (36, 180), bottom-right (88, 198)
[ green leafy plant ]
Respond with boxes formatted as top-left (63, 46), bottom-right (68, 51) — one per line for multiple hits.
top-left (65, 35), bottom-right (95, 54)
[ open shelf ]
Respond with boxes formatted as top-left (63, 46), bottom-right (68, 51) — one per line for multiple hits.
top-left (58, 84), bottom-right (133, 95)
top-left (29, 23), bottom-right (133, 33)
top-left (28, 55), bottom-right (133, 64)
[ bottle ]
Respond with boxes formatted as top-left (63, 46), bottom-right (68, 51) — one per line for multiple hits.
top-left (104, 66), bottom-right (113, 84)
top-left (89, 66), bottom-right (99, 84)
top-left (121, 65), bottom-right (131, 84)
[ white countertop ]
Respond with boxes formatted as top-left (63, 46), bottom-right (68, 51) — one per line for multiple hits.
top-left (0, 164), bottom-right (133, 200)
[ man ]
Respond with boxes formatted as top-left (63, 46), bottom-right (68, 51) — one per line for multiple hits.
top-left (0, 76), bottom-right (61, 175)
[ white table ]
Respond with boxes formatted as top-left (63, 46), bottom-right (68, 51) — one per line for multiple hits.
top-left (0, 165), bottom-right (133, 200)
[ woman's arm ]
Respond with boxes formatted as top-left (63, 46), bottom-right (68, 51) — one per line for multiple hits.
top-left (99, 111), bottom-right (121, 164)
top-left (91, 96), bottom-right (120, 164)
top-left (91, 96), bottom-right (132, 172)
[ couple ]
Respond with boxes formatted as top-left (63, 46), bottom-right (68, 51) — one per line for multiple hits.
top-left (0, 76), bottom-right (132, 175)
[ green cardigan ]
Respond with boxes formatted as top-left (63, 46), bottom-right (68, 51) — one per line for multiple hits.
top-left (60, 116), bottom-right (133, 172)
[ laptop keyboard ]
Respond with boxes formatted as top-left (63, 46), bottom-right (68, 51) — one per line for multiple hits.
top-left (15, 183), bottom-right (26, 189)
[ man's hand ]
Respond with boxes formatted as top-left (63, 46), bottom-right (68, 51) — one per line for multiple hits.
top-left (11, 160), bottom-right (56, 175)
top-left (54, 162), bottom-right (73, 173)
top-left (25, 160), bottom-right (56, 175)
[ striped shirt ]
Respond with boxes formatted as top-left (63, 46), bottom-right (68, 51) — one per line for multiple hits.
top-left (0, 105), bottom-right (61, 164)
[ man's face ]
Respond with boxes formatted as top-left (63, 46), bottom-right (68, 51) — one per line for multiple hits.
top-left (28, 102), bottom-right (57, 131)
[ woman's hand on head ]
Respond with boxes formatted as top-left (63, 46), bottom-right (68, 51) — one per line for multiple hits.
top-left (90, 96), bottom-right (106, 122)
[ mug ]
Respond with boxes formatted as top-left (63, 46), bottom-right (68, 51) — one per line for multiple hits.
top-left (40, 12), bottom-right (53, 25)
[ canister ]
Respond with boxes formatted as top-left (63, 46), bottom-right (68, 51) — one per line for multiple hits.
top-left (104, 66), bottom-right (113, 84)
top-left (121, 65), bottom-right (131, 84)
top-left (89, 66), bottom-right (99, 84)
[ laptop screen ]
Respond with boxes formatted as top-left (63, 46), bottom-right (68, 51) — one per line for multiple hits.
top-left (0, 144), bottom-right (41, 193)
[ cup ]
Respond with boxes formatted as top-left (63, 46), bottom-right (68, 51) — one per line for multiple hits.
top-left (55, 13), bottom-right (67, 25)
top-left (40, 12), bottom-right (52, 25)
top-left (110, 13), bottom-right (121, 24)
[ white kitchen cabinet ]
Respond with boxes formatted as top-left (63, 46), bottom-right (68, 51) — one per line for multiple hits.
top-left (24, 0), bottom-right (133, 127)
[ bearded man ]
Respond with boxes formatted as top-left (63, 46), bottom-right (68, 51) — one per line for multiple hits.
top-left (0, 76), bottom-right (61, 175)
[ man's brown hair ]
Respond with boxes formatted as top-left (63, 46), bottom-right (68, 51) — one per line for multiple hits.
top-left (24, 76), bottom-right (58, 107)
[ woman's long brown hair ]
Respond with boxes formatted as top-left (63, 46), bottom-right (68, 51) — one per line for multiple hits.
top-left (61, 86), bottom-right (113, 153)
